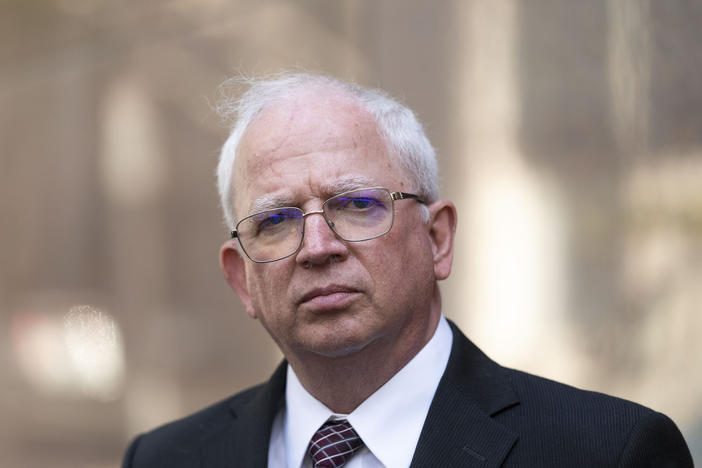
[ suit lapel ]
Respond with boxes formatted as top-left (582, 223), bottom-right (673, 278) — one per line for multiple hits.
top-left (194, 322), bottom-right (518, 467)
top-left (411, 321), bottom-right (519, 467)
top-left (199, 362), bottom-right (287, 468)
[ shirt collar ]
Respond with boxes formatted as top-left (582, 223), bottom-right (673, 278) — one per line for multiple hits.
top-left (284, 365), bottom-right (336, 468)
top-left (284, 316), bottom-right (453, 468)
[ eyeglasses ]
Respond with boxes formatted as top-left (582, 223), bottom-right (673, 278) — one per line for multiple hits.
top-left (231, 187), bottom-right (425, 263)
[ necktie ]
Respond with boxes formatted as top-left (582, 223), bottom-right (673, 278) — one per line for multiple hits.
top-left (307, 419), bottom-right (363, 468)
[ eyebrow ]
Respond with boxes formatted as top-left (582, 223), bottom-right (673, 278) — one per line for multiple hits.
top-left (248, 175), bottom-right (381, 214)
top-left (318, 175), bottom-right (378, 196)
top-left (249, 193), bottom-right (296, 213)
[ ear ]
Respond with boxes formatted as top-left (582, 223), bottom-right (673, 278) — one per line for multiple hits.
top-left (427, 200), bottom-right (457, 280)
top-left (220, 241), bottom-right (257, 319)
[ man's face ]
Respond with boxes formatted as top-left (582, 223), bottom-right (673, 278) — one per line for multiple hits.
top-left (222, 91), bottom-right (448, 362)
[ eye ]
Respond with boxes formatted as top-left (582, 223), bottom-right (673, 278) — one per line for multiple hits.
top-left (337, 196), bottom-right (383, 210)
top-left (350, 197), bottom-right (376, 209)
top-left (264, 213), bottom-right (286, 225)
top-left (256, 210), bottom-right (295, 234)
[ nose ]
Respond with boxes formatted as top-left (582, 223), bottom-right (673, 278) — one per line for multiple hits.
top-left (295, 210), bottom-right (348, 267)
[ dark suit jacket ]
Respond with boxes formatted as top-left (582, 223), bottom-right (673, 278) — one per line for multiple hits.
top-left (123, 322), bottom-right (693, 467)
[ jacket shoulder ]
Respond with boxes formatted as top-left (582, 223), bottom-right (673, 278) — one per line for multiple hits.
top-left (122, 383), bottom-right (265, 468)
top-left (501, 368), bottom-right (693, 466)
top-left (506, 367), bottom-right (651, 420)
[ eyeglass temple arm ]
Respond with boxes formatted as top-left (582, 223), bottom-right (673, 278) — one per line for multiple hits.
top-left (391, 192), bottom-right (426, 204)
top-left (231, 231), bottom-right (238, 239)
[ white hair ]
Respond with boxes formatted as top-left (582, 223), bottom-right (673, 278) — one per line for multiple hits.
top-left (216, 72), bottom-right (439, 229)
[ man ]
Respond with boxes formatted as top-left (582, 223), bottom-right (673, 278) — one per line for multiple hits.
top-left (123, 73), bottom-right (693, 467)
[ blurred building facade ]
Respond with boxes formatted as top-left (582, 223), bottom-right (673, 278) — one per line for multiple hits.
top-left (1, 1), bottom-right (701, 466)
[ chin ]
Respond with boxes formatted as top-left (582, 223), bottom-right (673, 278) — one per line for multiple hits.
top-left (293, 316), bottom-right (381, 358)
top-left (302, 330), bottom-right (375, 358)
top-left (309, 341), bottom-right (369, 358)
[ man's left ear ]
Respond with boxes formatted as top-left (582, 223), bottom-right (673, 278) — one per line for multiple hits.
top-left (427, 200), bottom-right (457, 280)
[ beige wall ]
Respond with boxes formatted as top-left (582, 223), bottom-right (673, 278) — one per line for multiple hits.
top-left (1, 1), bottom-right (700, 466)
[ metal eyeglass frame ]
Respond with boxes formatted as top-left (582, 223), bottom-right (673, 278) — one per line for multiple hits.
top-left (230, 187), bottom-right (425, 263)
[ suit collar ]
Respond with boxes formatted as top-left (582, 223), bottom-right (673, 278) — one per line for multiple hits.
top-left (411, 321), bottom-right (519, 467)
top-left (196, 321), bottom-right (519, 468)
top-left (198, 362), bottom-right (287, 468)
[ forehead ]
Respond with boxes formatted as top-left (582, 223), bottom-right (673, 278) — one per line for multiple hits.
top-left (233, 91), bottom-right (404, 212)
top-left (239, 90), bottom-right (381, 166)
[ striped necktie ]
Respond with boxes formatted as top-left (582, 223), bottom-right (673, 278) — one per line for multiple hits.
top-left (307, 419), bottom-right (363, 468)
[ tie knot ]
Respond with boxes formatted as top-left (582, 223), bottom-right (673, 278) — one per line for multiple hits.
top-left (307, 419), bottom-right (363, 468)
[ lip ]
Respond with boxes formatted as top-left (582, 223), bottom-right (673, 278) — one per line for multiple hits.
top-left (297, 285), bottom-right (361, 309)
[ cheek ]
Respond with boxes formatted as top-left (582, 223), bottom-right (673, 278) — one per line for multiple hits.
top-left (385, 229), bottom-right (435, 285)
top-left (245, 269), bottom-right (274, 311)
top-left (246, 265), bottom-right (294, 313)
top-left (365, 232), bottom-right (431, 292)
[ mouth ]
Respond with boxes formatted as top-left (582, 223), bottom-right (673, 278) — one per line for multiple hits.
top-left (297, 285), bottom-right (361, 310)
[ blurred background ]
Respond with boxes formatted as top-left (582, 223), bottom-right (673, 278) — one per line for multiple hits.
top-left (1, 0), bottom-right (701, 466)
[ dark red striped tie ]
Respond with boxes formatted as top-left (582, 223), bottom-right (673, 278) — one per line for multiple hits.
top-left (307, 419), bottom-right (363, 468)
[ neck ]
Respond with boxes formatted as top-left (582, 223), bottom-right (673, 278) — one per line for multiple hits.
top-left (287, 298), bottom-right (442, 414)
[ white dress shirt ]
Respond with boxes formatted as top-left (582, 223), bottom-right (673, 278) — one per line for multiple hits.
top-left (267, 316), bottom-right (453, 468)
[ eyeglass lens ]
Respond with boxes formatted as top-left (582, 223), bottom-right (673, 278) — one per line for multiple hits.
top-left (235, 188), bottom-right (395, 263)
top-left (237, 207), bottom-right (304, 262)
top-left (323, 188), bottom-right (393, 240)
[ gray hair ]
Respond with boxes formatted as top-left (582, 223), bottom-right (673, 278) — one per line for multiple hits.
top-left (216, 72), bottom-right (439, 229)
